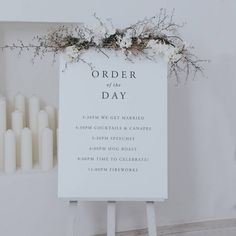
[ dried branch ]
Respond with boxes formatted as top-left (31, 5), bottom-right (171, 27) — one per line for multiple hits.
top-left (0, 9), bottom-right (207, 83)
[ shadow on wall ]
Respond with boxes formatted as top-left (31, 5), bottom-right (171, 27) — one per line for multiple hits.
top-left (156, 81), bottom-right (199, 225)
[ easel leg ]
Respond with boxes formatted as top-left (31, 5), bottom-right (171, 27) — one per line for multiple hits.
top-left (146, 201), bottom-right (157, 236)
top-left (66, 200), bottom-right (78, 236)
top-left (107, 201), bottom-right (116, 236)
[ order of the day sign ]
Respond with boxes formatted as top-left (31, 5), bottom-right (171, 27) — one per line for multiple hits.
top-left (58, 50), bottom-right (168, 201)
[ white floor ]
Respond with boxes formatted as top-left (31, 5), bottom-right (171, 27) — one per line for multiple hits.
top-left (97, 218), bottom-right (236, 236)
top-left (163, 228), bottom-right (236, 236)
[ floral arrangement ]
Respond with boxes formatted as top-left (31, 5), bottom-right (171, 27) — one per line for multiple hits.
top-left (0, 9), bottom-right (207, 83)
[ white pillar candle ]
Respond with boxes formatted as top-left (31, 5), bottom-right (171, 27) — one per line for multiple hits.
top-left (56, 128), bottom-right (59, 161)
top-left (4, 130), bottom-right (16, 174)
top-left (0, 132), bottom-right (4, 171)
top-left (41, 128), bottom-right (53, 171)
top-left (0, 97), bottom-right (6, 170)
top-left (45, 106), bottom-right (56, 155)
top-left (38, 110), bottom-right (49, 167)
top-left (14, 93), bottom-right (26, 127)
top-left (56, 108), bottom-right (59, 158)
top-left (56, 108), bottom-right (59, 130)
top-left (0, 97), bottom-right (6, 133)
top-left (12, 110), bottom-right (23, 167)
top-left (21, 128), bottom-right (32, 170)
top-left (29, 96), bottom-right (40, 163)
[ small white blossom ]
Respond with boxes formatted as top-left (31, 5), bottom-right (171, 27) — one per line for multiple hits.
top-left (146, 39), bottom-right (157, 50)
top-left (92, 25), bottom-right (107, 45)
top-left (134, 24), bottom-right (144, 37)
top-left (171, 53), bottom-right (182, 61)
top-left (145, 40), bottom-right (180, 62)
top-left (83, 30), bottom-right (92, 42)
top-left (91, 21), bottom-right (116, 46)
top-left (64, 46), bottom-right (79, 63)
top-left (105, 23), bottom-right (116, 36)
top-left (125, 29), bottom-right (135, 38)
top-left (116, 29), bottom-right (134, 49)
top-left (137, 38), bottom-right (142, 44)
top-left (116, 36), bottom-right (132, 48)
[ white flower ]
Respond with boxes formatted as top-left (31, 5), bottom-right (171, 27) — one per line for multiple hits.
top-left (134, 24), bottom-right (144, 37)
top-left (105, 22), bottom-right (116, 36)
top-left (116, 36), bottom-right (132, 48)
top-left (146, 39), bottom-right (157, 49)
top-left (171, 53), bottom-right (182, 62)
top-left (91, 21), bottom-right (116, 46)
top-left (92, 25), bottom-right (107, 45)
top-left (125, 29), bottom-right (135, 38)
top-left (145, 40), bottom-right (180, 62)
top-left (116, 29), bottom-right (134, 49)
top-left (64, 46), bottom-right (79, 63)
top-left (83, 30), bottom-right (92, 42)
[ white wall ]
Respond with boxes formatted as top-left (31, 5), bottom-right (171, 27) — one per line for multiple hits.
top-left (0, 0), bottom-right (236, 235)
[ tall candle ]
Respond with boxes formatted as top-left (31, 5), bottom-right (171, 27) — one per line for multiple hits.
top-left (45, 106), bottom-right (56, 155)
top-left (12, 110), bottom-right (23, 166)
top-left (29, 96), bottom-right (40, 163)
top-left (41, 128), bottom-right (53, 171)
top-left (4, 130), bottom-right (16, 173)
top-left (0, 97), bottom-right (6, 133)
top-left (14, 93), bottom-right (26, 126)
top-left (21, 128), bottom-right (32, 170)
top-left (0, 132), bottom-right (4, 171)
top-left (57, 128), bottom-right (59, 160)
top-left (0, 97), bottom-right (6, 170)
top-left (56, 108), bottom-right (59, 130)
top-left (56, 108), bottom-right (59, 157)
top-left (38, 110), bottom-right (49, 167)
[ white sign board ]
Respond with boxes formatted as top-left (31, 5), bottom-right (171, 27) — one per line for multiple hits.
top-left (58, 50), bottom-right (167, 201)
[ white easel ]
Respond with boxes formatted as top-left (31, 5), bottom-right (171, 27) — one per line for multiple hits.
top-left (66, 201), bottom-right (78, 236)
top-left (67, 200), bottom-right (157, 236)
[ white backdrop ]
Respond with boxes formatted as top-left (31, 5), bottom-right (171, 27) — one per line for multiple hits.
top-left (0, 0), bottom-right (236, 236)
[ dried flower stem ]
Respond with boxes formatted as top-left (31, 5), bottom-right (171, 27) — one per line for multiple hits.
top-left (0, 9), bottom-right (207, 83)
